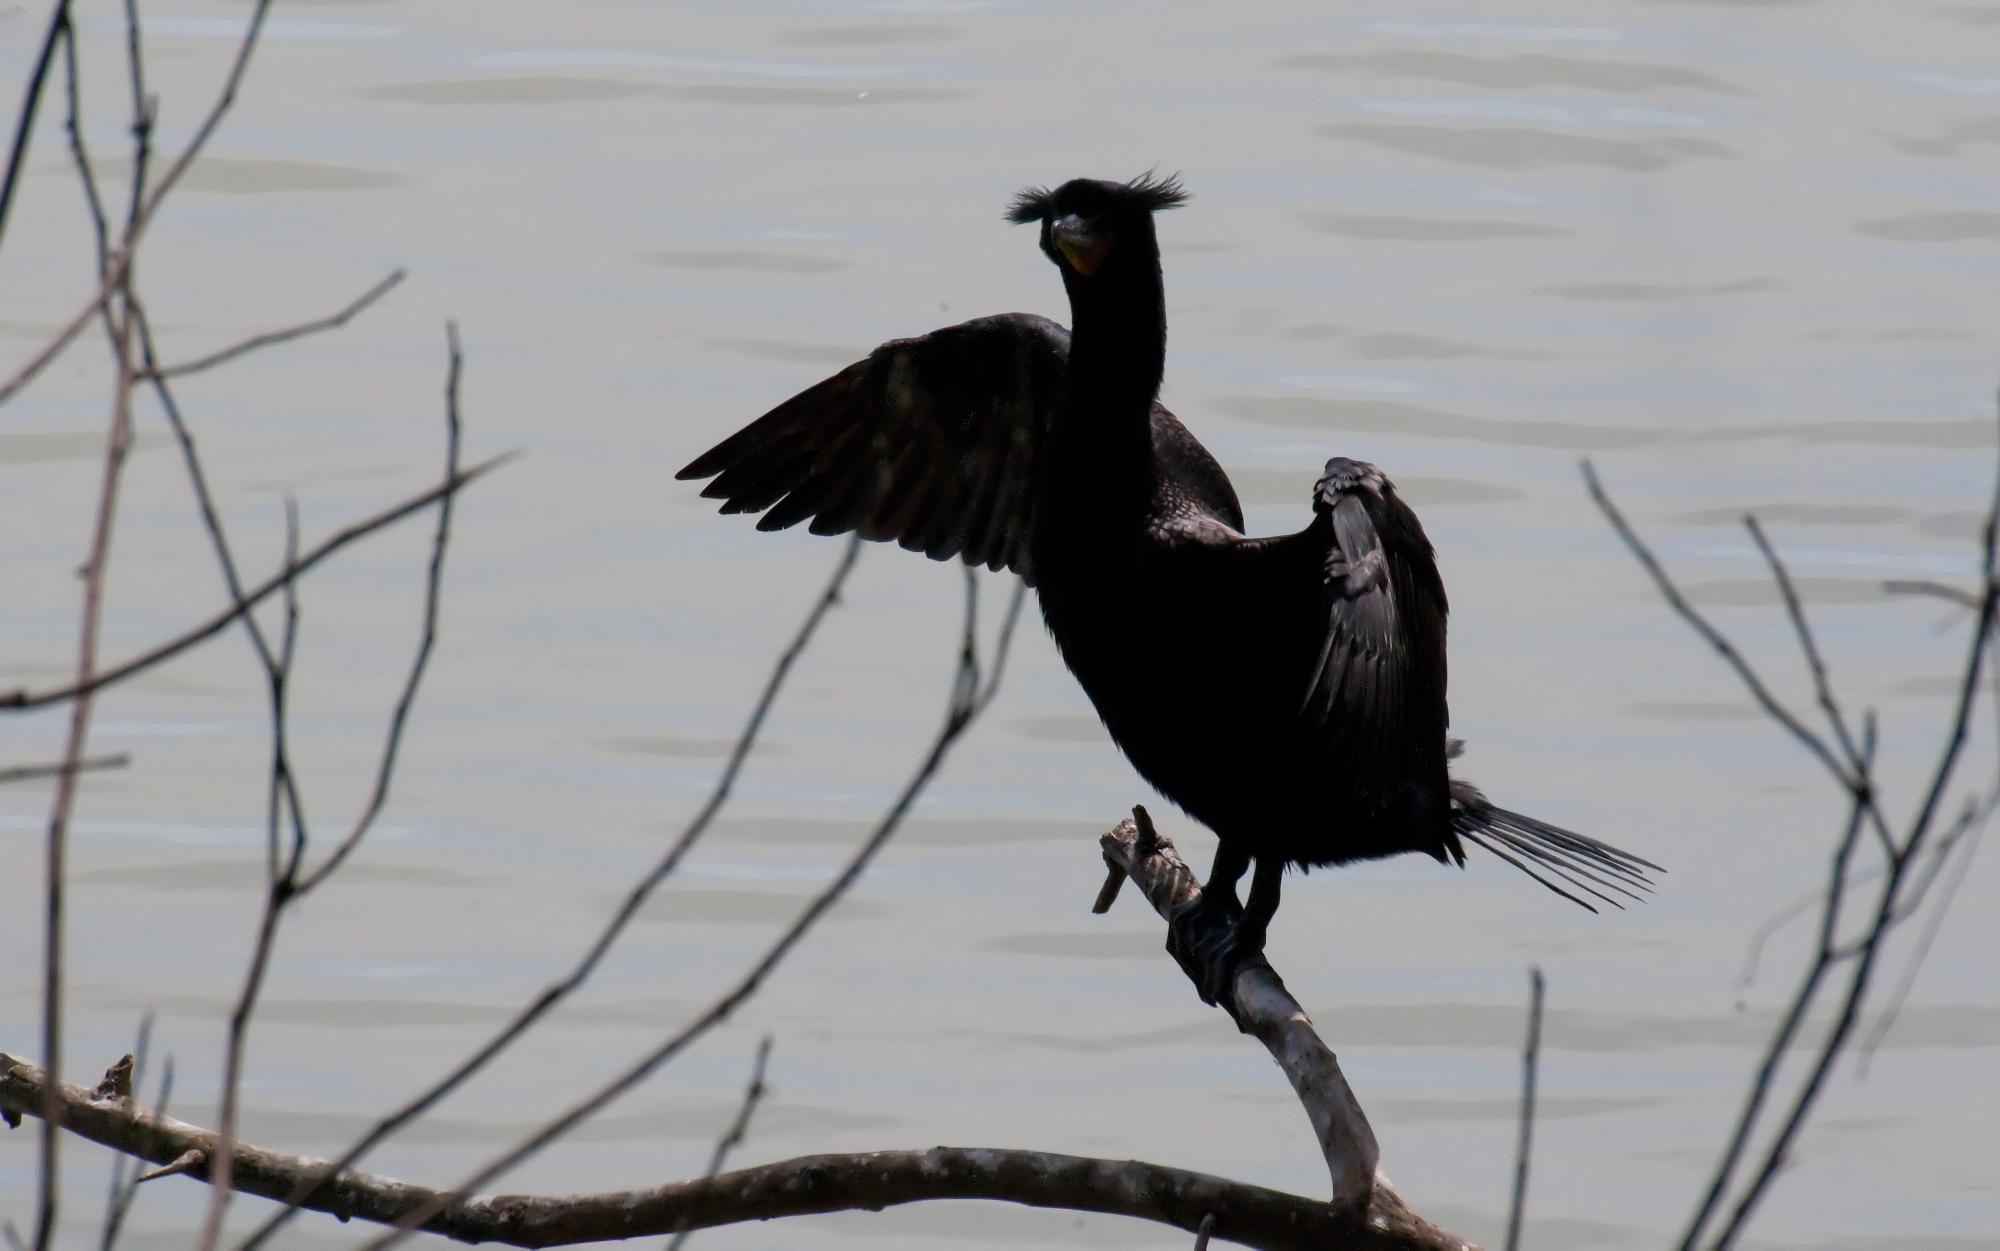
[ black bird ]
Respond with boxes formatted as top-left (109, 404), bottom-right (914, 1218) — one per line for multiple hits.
top-left (679, 174), bottom-right (1656, 1002)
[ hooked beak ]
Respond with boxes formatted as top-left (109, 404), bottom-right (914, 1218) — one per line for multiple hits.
top-left (1052, 214), bottom-right (1113, 276)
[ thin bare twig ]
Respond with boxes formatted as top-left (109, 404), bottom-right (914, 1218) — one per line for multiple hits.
top-left (360, 567), bottom-right (1026, 1248)
top-left (1884, 578), bottom-right (1981, 610)
top-left (1742, 516), bottom-right (1894, 858)
top-left (198, 324), bottom-right (464, 1249)
top-left (57, 16), bottom-right (117, 354)
top-left (1, 0), bottom-right (271, 412)
top-left (1858, 632), bottom-right (2000, 1067)
top-left (36, 197), bottom-right (140, 1251)
top-left (1583, 462), bottom-right (1846, 786)
top-left (666, 1036), bottom-right (773, 1251)
top-left (145, 270), bottom-right (406, 381)
top-left (117, 0), bottom-right (153, 244)
top-left (294, 320), bottom-right (461, 892)
top-left (0, 247), bottom-right (133, 410)
top-left (1504, 967), bottom-right (1543, 1251)
top-left (1859, 815), bottom-right (1988, 1070)
top-left (0, 755), bottom-right (128, 785)
top-left (1712, 609), bottom-right (1998, 1248)
top-left (240, 537), bottom-right (866, 1248)
top-left (195, 497), bottom-right (306, 1251)
top-left (1591, 396), bottom-right (2000, 1250)
top-left (1678, 711), bottom-right (1879, 1248)
top-left (0, 0), bottom-right (73, 252)
top-left (0, 455), bottom-right (507, 714)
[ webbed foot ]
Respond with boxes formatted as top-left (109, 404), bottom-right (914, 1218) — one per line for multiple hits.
top-left (1167, 891), bottom-right (1254, 1007)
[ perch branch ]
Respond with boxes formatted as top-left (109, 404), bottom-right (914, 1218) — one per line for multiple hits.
top-left (1095, 811), bottom-right (1470, 1251)
top-left (0, 1051), bottom-right (1453, 1251)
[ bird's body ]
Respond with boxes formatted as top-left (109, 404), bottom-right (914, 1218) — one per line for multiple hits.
top-left (680, 174), bottom-right (1654, 999)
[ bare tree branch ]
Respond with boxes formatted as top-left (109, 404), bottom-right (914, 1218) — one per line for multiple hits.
top-left (1588, 396), bottom-right (2000, 1250)
top-left (0, 1052), bottom-right (1444, 1250)
top-left (35, 183), bottom-right (140, 1251)
top-left (1, 0), bottom-right (272, 412)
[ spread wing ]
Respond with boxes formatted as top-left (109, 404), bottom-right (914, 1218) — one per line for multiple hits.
top-left (1252, 457), bottom-right (1653, 906)
top-left (1293, 457), bottom-right (1452, 821)
top-left (677, 313), bottom-right (1070, 581)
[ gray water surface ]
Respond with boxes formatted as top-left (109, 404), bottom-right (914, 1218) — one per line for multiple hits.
top-left (3, 2), bottom-right (1998, 1247)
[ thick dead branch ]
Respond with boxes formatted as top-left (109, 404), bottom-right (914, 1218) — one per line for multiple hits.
top-left (1095, 811), bottom-right (1470, 1251)
top-left (1, 1051), bottom-right (1442, 1250)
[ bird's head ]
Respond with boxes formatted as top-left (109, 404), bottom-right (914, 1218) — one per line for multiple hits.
top-left (1005, 172), bottom-right (1187, 283)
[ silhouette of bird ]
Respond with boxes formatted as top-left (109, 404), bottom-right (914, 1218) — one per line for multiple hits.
top-left (679, 174), bottom-right (1657, 1003)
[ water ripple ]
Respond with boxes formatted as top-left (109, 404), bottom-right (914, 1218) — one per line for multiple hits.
top-left (1317, 121), bottom-right (1736, 169)
top-left (1279, 49), bottom-right (1753, 97)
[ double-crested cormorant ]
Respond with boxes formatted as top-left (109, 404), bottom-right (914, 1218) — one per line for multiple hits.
top-left (679, 174), bottom-right (1657, 1002)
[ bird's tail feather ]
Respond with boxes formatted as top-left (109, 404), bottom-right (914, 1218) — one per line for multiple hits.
top-left (1450, 780), bottom-right (1660, 913)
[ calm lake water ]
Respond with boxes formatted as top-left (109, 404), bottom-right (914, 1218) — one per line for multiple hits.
top-left (4, 2), bottom-right (1999, 1247)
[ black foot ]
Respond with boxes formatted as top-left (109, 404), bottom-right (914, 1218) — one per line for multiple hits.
top-left (1167, 891), bottom-right (1259, 1007)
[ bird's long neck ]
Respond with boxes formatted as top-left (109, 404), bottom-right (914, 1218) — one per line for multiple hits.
top-left (1049, 251), bottom-right (1167, 505)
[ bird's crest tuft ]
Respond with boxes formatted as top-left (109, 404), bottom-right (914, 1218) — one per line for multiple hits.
top-left (1120, 170), bottom-right (1189, 213)
top-left (1005, 186), bottom-right (1053, 224)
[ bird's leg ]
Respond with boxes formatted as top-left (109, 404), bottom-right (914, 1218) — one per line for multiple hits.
top-left (1186, 855), bottom-right (1283, 1009)
top-left (1167, 841), bottom-right (1249, 1005)
top-left (1236, 855), bottom-right (1283, 962)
